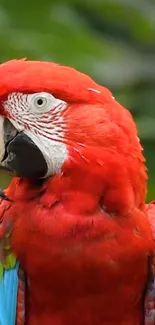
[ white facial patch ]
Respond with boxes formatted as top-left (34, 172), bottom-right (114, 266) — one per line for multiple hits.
top-left (25, 129), bottom-right (68, 177)
top-left (3, 92), bottom-right (68, 176)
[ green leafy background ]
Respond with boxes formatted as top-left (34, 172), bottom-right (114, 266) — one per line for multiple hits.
top-left (0, 0), bottom-right (155, 201)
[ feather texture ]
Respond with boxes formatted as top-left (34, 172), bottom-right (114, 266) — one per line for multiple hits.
top-left (0, 262), bottom-right (19, 325)
top-left (0, 59), bottom-right (153, 325)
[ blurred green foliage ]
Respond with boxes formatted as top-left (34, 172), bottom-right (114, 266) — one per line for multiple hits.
top-left (0, 0), bottom-right (155, 201)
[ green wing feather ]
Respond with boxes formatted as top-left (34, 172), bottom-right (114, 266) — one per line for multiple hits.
top-left (0, 227), bottom-right (17, 280)
top-left (0, 253), bottom-right (16, 280)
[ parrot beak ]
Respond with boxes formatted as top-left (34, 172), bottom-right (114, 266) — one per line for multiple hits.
top-left (1, 118), bottom-right (18, 166)
top-left (0, 117), bottom-right (48, 179)
top-left (0, 118), bottom-right (16, 201)
top-left (0, 118), bottom-right (19, 175)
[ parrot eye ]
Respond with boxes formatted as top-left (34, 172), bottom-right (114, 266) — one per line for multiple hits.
top-left (30, 92), bottom-right (63, 113)
top-left (34, 97), bottom-right (47, 109)
top-left (0, 91), bottom-right (67, 178)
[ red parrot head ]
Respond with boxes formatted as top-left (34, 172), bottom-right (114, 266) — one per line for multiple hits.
top-left (0, 59), bottom-right (146, 214)
top-left (0, 59), bottom-right (113, 178)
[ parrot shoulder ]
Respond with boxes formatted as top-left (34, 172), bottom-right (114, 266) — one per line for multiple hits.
top-left (147, 201), bottom-right (155, 276)
top-left (147, 201), bottom-right (155, 240)
top-left (0, 179), bottom-right (18, 279)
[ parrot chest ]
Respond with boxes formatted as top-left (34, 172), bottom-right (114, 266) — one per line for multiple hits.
top-left (9, 199), bottom-right (152, 325)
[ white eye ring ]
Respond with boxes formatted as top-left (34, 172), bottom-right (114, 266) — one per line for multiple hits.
top-left (28, 92), bottom-right (66, 114)
top-left (34, 96), bottom-right (48, 109)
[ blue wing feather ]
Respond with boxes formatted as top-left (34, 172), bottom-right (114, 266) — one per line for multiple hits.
top-left (0, 262), bottom-right (19, 325)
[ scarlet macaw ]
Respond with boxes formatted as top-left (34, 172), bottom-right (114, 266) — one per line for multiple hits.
top-left (0, 59), bottom-right (154, 325)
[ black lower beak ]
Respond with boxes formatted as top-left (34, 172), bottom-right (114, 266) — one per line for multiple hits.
top-left (0, 119), bottom-right (48, 178)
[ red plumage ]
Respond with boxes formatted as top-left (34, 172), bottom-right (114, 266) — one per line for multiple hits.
top-left (0, 59), bottom-right (153, 325)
